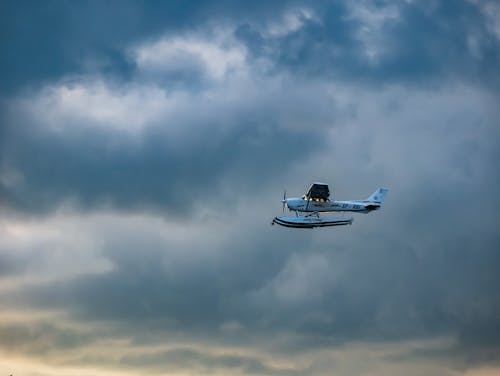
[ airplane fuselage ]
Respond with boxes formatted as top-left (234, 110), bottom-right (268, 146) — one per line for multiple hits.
top-left (285, 198), bottom-right (381, 214)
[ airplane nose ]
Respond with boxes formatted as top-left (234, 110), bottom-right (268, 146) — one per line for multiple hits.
top-left (281, 191), bottom-right (287, 212)
top-left (281, 199), bottom-right (290, 213)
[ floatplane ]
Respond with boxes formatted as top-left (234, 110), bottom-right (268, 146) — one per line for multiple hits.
top-left (272, 182), bottom-right (388, 228)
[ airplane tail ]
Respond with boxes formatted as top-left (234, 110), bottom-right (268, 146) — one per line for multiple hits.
top-left (366, 188), bottom-right (388, 204)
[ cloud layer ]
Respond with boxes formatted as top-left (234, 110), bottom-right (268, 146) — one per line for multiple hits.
top-left (1, 1), bottom-right (500, 375)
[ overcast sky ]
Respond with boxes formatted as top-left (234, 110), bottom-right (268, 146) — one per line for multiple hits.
top-left (1, 1), bottom-right (500, 375)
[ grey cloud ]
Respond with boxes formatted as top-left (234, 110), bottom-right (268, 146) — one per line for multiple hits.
top-left (2, 82), bottom-right (499, 373)
top-left (0, 250), bottom-right (56, 279)
top-left (0, 321), bottom-right (95, 356)
top-left (0, 0), bottom-right (294, 94)
top-left (235, 1), bottom-right (500, 88)
top-left (23, 224), bottom-right (308, 328)
top-left (1, 1), bottom-right (500, 375)
top-left (3, 0), bottom-right (499, 215)
top-left (119, 347), bottom-right (302, 375)
top-left (1, 93), bottom-right (327, 216)
top-left (371, 1), bottom-right (500, 87)
top-left (13, 208), bottom-right (500, 352)
top-left (0, 251), bottom-right (26, 276)
top-left (4, 1), bottom-right (499, 96)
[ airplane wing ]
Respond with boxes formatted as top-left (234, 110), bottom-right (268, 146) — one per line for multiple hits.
top-left (306, 182), bottom-right (330, 200)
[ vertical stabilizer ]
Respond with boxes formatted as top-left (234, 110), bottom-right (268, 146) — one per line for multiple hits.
top-left (367, 188), bottom-right (388, 203)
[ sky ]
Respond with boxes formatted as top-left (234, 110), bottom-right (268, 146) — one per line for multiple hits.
top-left (1, 1), bottom-right (500, 375)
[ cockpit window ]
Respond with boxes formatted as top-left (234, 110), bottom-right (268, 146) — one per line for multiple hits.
top-left (303, 196), bottom-right (329, 202)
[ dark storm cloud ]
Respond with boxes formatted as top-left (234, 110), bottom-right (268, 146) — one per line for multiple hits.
top-left (3, 1), bottom-right (498, 96)
top-left (11, 207), bottom-right (499, 357)
top-left (22, 224), bottom-right (308, 328)
top-left (4, 86), bottom-right (497, 372)
top-left (372, 1), bottom-right (500, 87)
top-left (2, 0), bottom-right (499, 214)
top-left (0, 91), bottom-right (328, 215)
top-left (0, 0), bottom-right (295, 94)
top-left (236, 1), bottom-right (500, 88)
top-left (235, 2), bottom-right (361, 77)
top-left (1, 1), bottom-right (500, 375)
top-left (3, 211), bottom-right (499, 373)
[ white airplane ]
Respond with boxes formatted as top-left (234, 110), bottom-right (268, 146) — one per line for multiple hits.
top-left (272, 182), bottom-right (388, 228)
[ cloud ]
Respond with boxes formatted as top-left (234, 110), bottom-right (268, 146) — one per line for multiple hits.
top-left (3, 1), bottom-right (498, 96)
top-left (1, 1), bottom-right (500, 375)
top-left (1, 24), bottom-right (339, 215)
top-left (0, 321), bottom-right (94, 356)
top-left (0, 0), bottom-right (296, 95)
top-left (2, 64), bottom-right (500, 376)
top-left (118, 347), bottom-right (303, 375)
top-left (234, 1), bottom-right (500, 88)
top-left (132, 30), bottom-right (247, 81)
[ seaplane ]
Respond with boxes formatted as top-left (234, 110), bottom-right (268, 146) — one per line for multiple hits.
top-left (272, 182), bottom-right (388, 228)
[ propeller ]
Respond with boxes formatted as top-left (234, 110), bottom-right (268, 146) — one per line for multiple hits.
top-left (281, 190), bottom-right (287, 213)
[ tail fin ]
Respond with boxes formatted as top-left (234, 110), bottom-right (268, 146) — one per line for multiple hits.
top-left (366, 188), bottom-right (388, 203)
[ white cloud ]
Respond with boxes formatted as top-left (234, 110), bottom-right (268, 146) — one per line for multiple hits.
top-left (15, 80), bottom-right (170, 133)
top-left (132, 29), bottom-right (247, 80)
top-left (346, 1), bottom-right (401, 63)
top-left (266, 8), bottom-right (318, 37)
top-left (470, 0), bottom-right (500, 40)
top-left (6, 29), bottom-right (257, 136)
top-left (0, 212), bottom-right (112, 291)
